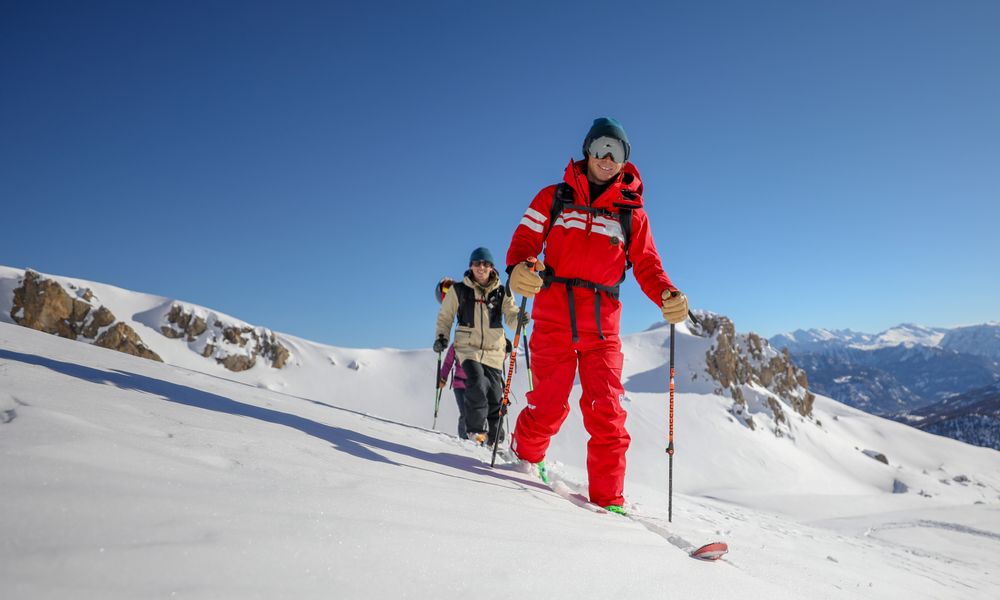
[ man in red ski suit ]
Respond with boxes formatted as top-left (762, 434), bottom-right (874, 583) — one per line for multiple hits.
top-left (505, 117), bottom-right (689, 511)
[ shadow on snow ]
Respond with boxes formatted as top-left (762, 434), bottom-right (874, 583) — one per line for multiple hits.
top-left (0, 348), bottom-right (540, 490)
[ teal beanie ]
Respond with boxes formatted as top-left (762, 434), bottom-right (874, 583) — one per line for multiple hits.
top-left (583, 117), bottom-right (631, 161)
top-left (469, 247), bottom-right (494, 265)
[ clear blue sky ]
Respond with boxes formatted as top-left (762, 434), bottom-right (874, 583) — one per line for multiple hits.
top-left (2, 1), bottom-right (998, 349)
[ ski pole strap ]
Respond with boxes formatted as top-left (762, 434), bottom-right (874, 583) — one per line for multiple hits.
top-left (542, 269), bottom-right (621, 343)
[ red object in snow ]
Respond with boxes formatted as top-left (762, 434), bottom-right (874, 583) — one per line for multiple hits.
top-left (690, 542), bottom-right (729, 561)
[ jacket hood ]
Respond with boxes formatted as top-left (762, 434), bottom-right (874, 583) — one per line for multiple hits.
top-left (563, 159), bottom-right (644, 209)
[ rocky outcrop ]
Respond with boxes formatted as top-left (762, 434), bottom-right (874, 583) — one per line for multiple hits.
top-left (161, 303), bottom-right (290, 372)
top-left (694, 312), bottom-right (815, 434)
top-left (82, 306), bottom-right (117, 339)
top-left (11, 270), bottom-right (88, 339)
top-left (161, 304), bottom-right (208, 341)
top-left (94, 322), bottom-right (162, 361)
top-left (7, 270), bottom-right (290, 374)
top-left (10, 270), bottom-right (162, 362)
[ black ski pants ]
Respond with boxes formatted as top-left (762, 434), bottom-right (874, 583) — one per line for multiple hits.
top-left (460, 359), bottom-right (504, 444)
top-left (453, 388), bottom-right (467, 439)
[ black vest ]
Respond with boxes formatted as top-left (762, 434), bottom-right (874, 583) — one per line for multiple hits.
top-left (453, 279), bottom-right (507, 329)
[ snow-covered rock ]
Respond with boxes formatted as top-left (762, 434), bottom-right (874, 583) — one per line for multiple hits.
top-left (8, 269), bottom-right (161, 362)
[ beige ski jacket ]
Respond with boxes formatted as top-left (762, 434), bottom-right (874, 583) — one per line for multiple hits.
top-left (435, 271), bottom-right (522, 371)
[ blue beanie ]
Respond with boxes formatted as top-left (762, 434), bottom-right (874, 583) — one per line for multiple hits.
top-left (583, 117), bottom-right (631, 161)
top-left (469, 247), bottom-right (494, 265)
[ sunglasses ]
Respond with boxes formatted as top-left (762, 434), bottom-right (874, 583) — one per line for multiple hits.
top-left (588, 136), bottom-right (626, 164)
top-left (470, 260), bottom-right (493, 268)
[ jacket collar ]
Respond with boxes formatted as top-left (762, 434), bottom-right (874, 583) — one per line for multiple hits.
top-left (463, 270), bottom-right (500, 292)
top-left (563, 159), bottom-right (644, 209)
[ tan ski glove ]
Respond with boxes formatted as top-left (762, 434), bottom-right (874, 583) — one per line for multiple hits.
top-left (661, 290), bottom-right (689, 324)
top-left (509, 258), bottom-right (545, 297)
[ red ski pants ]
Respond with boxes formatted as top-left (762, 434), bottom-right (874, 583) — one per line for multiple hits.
top-left (512, 320), bottom-right (630, 507)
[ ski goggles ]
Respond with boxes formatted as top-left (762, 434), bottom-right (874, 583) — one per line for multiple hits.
top-left (587, 136), bottom-right (627, 163)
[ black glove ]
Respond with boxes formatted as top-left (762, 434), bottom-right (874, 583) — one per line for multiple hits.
top-left (433, 335), bottom-right (448, 353)
top-left (505, 338), bottom-right (513, 354)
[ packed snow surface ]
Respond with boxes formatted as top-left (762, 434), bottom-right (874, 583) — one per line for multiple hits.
top-left (2, 266), bottom-right (1000, 599)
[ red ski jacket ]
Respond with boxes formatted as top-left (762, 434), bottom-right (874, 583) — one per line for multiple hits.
top-left (506, 159), bottom-right (676, 337)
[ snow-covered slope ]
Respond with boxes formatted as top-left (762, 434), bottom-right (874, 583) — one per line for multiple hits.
top-left (4, 322), bottom-right (1000, 599)
top-left (3, 266), bottom-right (1000, 598)
top-left (0, 265), bottom-right (451, 429)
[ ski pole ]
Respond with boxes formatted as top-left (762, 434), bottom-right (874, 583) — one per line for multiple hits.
top-left (667, 322), bottom-right (675, 522)
top-left (492, 296), bottom-right (528, 467)
top-left (491, 257), bottom-right (542, 467)
top-left (433, 350), bottom-right (443, 429)
top-left (502, 347), bottom-right (512, 444)
top-left (504, 326), bottom-right (531, 449)
top-left (523, 330), bottom-right (534, 391)
top-left (665, 308), bottom-right (698, 521)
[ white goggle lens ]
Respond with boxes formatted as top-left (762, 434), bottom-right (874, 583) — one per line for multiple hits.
top-left (588, 136), bottom-right (625, 163)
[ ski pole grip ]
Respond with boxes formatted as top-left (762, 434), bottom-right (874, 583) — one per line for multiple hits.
top-left (525, 256), bottom-right (544, 272)
top-left (667, 289), bottom-right (700, 325)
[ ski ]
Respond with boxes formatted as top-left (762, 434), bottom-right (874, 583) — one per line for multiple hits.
top-left (689, 541), bottom-right (729, 561)
top-left (508, 455), bottom-right (729, 561)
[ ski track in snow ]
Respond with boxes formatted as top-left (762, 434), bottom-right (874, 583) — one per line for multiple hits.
top-left (873, 518), bottom-right (1000, 543)
top-left (490, 450), bottom-right (736, 565)
top-left (862, 518), bottom-right (1000, 588)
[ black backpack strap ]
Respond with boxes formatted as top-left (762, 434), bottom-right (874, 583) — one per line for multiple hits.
top-left (616, 190), bottom-right (638, 265)
top-left (546, 183), bottom-right (573, 238)
top-left (618, 206), bottom-right (633, 270)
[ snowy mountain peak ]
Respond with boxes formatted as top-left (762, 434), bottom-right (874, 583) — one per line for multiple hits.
top-left (771, 322), bottom-right (979, 353)
top-left (863, 323), bottom-right (948, 350)
top-left (940, 323), bottom-right (1000, 361)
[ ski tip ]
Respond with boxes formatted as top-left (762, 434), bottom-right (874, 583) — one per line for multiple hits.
top-left (690, 541), bottom-right (728, 561)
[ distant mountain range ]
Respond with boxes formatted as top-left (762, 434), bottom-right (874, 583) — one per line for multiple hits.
top-left (770, 323), bottom-right (1000, 449)
top-left (894, 381), bottom-right (1000, 450)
